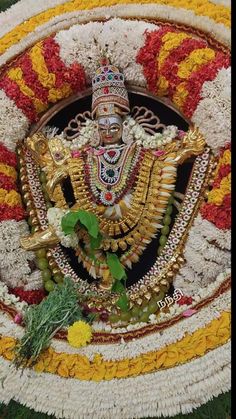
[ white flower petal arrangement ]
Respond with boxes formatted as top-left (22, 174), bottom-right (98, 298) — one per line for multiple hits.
top-left (0, 1), bottom-right (231, 418)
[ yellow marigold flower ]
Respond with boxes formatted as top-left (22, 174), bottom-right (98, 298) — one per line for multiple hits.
top-left (67, 320), bottom-right (92, 348)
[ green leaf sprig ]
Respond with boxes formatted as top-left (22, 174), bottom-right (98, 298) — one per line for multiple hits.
top-left (61, 210), bottom-right (129, 311)
top-left (14, 278), bottom-right (92, 368)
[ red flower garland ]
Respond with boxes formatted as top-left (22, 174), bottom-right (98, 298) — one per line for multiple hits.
top-left (0, 173), bottom-right (17, 191)
top-left (0, 143), bottom-right (17, 167)
top-left (157, 36), bottom-right (207, 99)
top-left (0, 36), bottom-right (86, 122)
top-left (200, 144), bottom-right (231, 230)
top-left (0, 75), bottom-right (38, 122)
top-left (0, 204), bottom-right (25, 222)
top-left (42, 37), bottom-right (86, 92)
top-left (9, 287), bottom-right (46, 305)
top-left (136, 27), bottom-right (175, 92)
top-left (182, 52), bottom-right (230, 117)
top-left (137, 27), bottom-right (230, 118)
top-left (200, 194), bottom-right (231, 230)
top-left (18, 52), bottom-right (49, 103)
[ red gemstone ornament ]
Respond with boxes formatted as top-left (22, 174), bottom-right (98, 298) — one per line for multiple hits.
top-left (107, 150), bottom-right (116, 158)
top-left (105, 192), bottom-right (113, 201)
top-left (103, 87), bottom-right (109, 94)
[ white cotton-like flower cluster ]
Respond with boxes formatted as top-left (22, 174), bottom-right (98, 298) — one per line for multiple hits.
top-left (0, 90), bottom-right (29, 151)
top-left (55, 18), bottom-right (156, 85)
top-left (192, 67), bottom-right (231, 154)
top-left (55, 21), bottom-right (102, 82)
top-left (96, 18), bottom-right (157, 85)
top-left (47, 208), bottom-right (79, 248)
top-left (0, 220), bottom-right (43, 289)
top-left (126, 116), bottom-right (179, 149)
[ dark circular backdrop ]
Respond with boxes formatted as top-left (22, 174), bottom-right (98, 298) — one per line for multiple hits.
top-left (45, 91), bottom-right (192, 288)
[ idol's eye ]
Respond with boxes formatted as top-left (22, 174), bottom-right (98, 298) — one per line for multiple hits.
top-left (110, 127), bottom-right (119, 133)
top-left (110, 125), bottom-right (120, 133)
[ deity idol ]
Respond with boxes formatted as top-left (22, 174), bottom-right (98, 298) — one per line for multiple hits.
top-left (20, 61), bottom-right (205, 290)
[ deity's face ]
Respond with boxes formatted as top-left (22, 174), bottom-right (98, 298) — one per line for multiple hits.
top-left (97, 115), bottom-right (123, 146)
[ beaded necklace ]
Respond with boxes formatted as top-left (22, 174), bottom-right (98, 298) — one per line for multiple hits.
top-left (84, 143), bottom-right (144, 206)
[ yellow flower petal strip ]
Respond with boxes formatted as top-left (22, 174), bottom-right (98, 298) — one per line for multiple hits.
top-left (0, 188), bottom-right (22, 206)
top-left (0, 311), bottom-right (230, 381)
top-left (0, 37), bottom-right (86, 122)
top-left (8, 68), bottom-right (48, 114)
top-left (0, 163), bottom-right (17, 180)
top-left (208, 172), bottom-right (231, 205)
top-left (177, 48), bottom-right (216, 79)
top-left (0, 0), bottom-right (231, 56)
top-left (29, 42), bottom-right (72, 103)
top-left (144, 28), bottom-right (230, 116)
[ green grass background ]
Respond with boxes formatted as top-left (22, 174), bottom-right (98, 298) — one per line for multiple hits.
top-left (0, 0), bottom-right (18, 12)
top-left (0, 0), bottom-right (231, 418)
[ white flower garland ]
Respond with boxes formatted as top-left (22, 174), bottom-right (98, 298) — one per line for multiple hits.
top-left (125, 117), bottom-right (179, 148)
top-left (0, 342), bottom-right (230, 418)
top-left (0, 285), bottom-right (229, 361)
top-left (60, 116), bottom-right (179, 150)
top-left (192, 214), bottom-right (231, 250)
top-left (192, 67), bottom-right (231, 154)
top-left (173, 213), bottom-right (231, 293)
top-left (211, 0), bottom-right (231, 5)
top-left (0, 0), bottom-right (230, 40)
top-left (56, 18), bottom-right (157, 86)
top-left (0, 0), bottom-right (68, 37)
top-left (0, 3), bottom-right (231, 69)
top-left (52, 289), bottom-right (230, 360)
top-left (0, 220), bottom-right (43, 289)
top-left (0, 90), bottom-right (30, 151)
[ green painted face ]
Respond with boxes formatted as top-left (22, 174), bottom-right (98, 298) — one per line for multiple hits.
top-left (97, 115), bottom-right (123, 146)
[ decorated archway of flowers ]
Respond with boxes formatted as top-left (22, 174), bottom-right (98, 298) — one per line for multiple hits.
top-left (0, 1), bottom-right (231, 418)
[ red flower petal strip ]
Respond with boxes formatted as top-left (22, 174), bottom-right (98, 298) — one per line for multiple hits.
top-left (0, 173), bottom-right (17, 191)
top-left (0, 75), bottom-right (38, 122)
top-left (0, 143), bottom-right (17, 167)
top-left (0, 203), bottom-right (25, 222)
top-left (182, 51), bottom-right (230, 117)
top-left (9, 287), bottom-right (46, 305)
top-left (42, 37), bottom-right (86, 91)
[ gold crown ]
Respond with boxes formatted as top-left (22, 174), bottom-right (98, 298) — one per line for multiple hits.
top-left (92, 62), bottom-right (130, 117)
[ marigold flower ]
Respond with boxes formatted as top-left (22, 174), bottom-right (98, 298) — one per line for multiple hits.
top-left (67, 321), bottom-right (92, 348)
